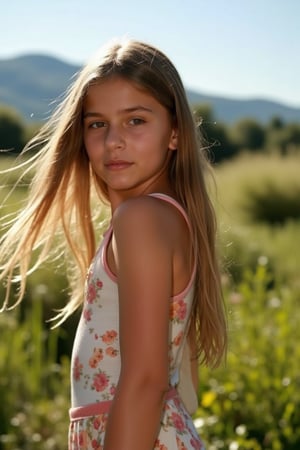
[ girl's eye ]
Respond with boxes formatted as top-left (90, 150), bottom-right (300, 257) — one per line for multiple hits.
top-left (129, 118), bottom-right (145, 126)
top-left (88, 121), bottom-right (106, 129)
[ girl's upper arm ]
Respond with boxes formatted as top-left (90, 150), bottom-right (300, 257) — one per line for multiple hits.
top-left (112, 197), bottom-right (173, 388)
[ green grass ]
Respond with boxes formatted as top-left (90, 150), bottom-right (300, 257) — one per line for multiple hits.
top-left (195, 264), bottom-right (300, 450)
top-left (1, 152), bottom-right (300, 448)
top-left (212, 153), bottom-right (300, 287)
top-left (0, 304), bottom-right (70, 450)
top-left (213, 152), bottom-right (300, 224)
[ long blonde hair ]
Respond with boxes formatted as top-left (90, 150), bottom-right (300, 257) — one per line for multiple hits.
top-left (0, 38), bottom-right (227, 367)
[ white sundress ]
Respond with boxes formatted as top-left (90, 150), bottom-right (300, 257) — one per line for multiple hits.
top-left (68, 193), bottom-right (205, 450)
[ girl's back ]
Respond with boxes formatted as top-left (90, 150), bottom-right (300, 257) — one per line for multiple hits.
top-left (69, 193), bottom-right (204, 449)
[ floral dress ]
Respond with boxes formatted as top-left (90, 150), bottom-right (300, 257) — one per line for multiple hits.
top-left (69, 193), bottom-right (205, 449)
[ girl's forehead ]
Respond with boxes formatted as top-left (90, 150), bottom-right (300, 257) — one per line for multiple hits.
top-left (84, 77), bottom-right (160, 109)
top-left (86, 75), bottom-right (149, 96)
top-left (83, 75), bottom-right (174, 116)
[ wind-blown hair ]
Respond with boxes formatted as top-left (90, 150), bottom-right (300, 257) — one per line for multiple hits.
top-left (0, 38), bottom-right (227, 367)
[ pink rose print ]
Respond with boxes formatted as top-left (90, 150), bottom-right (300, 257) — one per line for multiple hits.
top-left (176, 436), bottom-right (188, 449)
top-left (110, 385), bottom-right (116, 396)
top-left (96, 279), bottom-right (103, 288)
top-left (87, 284), bottom-right (97, 304)
top-left (83, 307), bottom-right (92, 323)
top-left (105, 346), bottom-right (118, 357)
top-left (170, 298), bottom-right (187, 322)
top-left (154, 440), bottom-right (168, 450)
top-left (91, 440), bottom-right (102, 450)
top-left (93, 417), bottom-right (101, 430)
top-left (101, 330), bottom-right (118, 344)
top-left (92, 372), bottom-right (109, 392)
top-left (173, 331), bottom-right (183, 346)
top-left (73, 356), bottom-right (83, 381)
top-left (90, 359), bottom-right (98, 370)
top-left (171, 395), bottom-right (181, 410)
top-left (85, 277), bottom-right (103, 304)
top-left (89, 348), bottom-right (104, 368)
top-left (79, 430), bottom-right (89, 447)
top-left (190, 437), bottom-right (204, 449)
top-left (171, 412), bottom-right (185, 432)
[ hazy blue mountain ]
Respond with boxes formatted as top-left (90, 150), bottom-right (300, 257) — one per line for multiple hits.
top-left (0, 54), bottom-right (300, 124)
top-left (0, 54), bottom-right (79, 122)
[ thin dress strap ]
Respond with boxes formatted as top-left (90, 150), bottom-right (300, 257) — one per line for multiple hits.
top-left (103, 193), bottom-right (196, 295)
top-left (148, 193), bottom-right (192, 233)
top-left (148, 195), bottom-right (197, 401)
top-left (148, 192), bottom-right (196, 299)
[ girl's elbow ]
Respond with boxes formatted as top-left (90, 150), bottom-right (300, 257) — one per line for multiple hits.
top-left (136, 377), bottom-right (170, 403)
top-left (120, 370), bottom-right (169, 398)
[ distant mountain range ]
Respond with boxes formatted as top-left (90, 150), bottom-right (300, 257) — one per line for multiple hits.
top-left (0, 54), bottom-right (300, 124)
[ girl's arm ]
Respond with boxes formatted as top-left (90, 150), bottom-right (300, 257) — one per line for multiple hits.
top-left (103, 196), bottom-right (174, 450)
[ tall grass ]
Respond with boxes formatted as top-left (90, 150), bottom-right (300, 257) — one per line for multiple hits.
top-left (195, 264), bottom-right (300, 450)
top-left (0, 302), bottom-right (70, 450)
top-left (213, 152), bottom-right (300, 287)
top-left (1, 152), bottom-right (300, 448)
top-left (213, 152), bottom-right (300, 224)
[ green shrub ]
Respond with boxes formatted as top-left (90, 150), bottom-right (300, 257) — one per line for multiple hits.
top-left (240, 181), bottom-right (300, 224)
top-left (213, 153), bottom-right (300, 286)
top-left (213, 152), bottom-right (300, 224)
top-left (218, 220), bottom-right (300, 289)
top-left (1, 150), bottom-right (300, 449)
top-left (2, 265), bottom-right (300, 449)
top-left (0, 302), bottom-right (70, 450)
top-left (195, 264), bottom-right (300, 449)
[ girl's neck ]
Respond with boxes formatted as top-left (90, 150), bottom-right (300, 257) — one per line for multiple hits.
top-left (108, 180), bottom-right (176, 213)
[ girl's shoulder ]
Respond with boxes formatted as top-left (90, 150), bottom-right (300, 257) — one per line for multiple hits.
top-left (111, 194), bottom-right (193, 294)
top-left (112, 194), bottom-right (189, 237)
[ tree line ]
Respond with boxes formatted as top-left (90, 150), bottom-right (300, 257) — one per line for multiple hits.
top-left (194, 104), bottom-right (300, 162)
top-left (1, 103), bottom-right (300, 163)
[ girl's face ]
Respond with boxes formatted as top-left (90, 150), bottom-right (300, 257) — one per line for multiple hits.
top-left (83, 76), bottom-right (177, 208)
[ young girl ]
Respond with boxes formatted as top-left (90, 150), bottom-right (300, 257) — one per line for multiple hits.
top-left (0, 39), bottom-right (227, 449)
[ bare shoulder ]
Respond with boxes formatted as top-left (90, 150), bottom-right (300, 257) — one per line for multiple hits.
top-left (111, 195), bottom-right (192, 294)
top-left (112, 195), bottom-right (180, 239)
top-left (111, 196), bottom-right (176, 279)
top-left (112, 195), bottom-right (173, 230)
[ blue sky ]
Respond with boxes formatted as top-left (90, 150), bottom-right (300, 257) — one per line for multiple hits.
top-left (2, 0), bottom-right (300, 107)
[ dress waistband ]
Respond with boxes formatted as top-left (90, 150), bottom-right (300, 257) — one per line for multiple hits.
top-left (69, 386), bottom-right (178, 421)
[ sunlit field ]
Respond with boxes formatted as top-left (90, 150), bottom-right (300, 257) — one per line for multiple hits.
top-left (1, 153), bottom-right (300, 449)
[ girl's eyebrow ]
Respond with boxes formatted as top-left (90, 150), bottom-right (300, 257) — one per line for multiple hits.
top-left (83, 105), bottom-right (153, 119)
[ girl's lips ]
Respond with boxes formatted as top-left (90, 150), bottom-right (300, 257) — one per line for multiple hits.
top-left (105, 161), bottom-right (133, 170)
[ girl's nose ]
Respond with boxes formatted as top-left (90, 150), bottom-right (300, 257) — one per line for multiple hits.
top-left (105, 125), bottom-right (125, 150)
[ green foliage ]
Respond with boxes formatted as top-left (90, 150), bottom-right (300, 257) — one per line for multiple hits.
top-left (195, 264), bottom-right (300, 450)
top-left (0, 106), bottom-right (26, 154)
top-left (241, 181), bottom-right (300, 224)
top-left (214, 153), bottom-right (300, 223)
top-left (1, 152), bottom-right (300, 448)
top-left (1, 102), bottom-right (299, 161)
top-left (0, 303), bottom-right (70, 450)
top-left (266, 122), bottom-right (300, 154)
top-left (214, 153), bottom-right (300, 286)
top-left (229, 118), bottom-right (265, 151)
top-left (194, 104), bottom-right (237, 162)
top-left (1, 266), bottom-right (299, 449)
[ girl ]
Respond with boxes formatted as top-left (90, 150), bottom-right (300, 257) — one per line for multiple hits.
top-left (0, 39), bottom-right (227, 449)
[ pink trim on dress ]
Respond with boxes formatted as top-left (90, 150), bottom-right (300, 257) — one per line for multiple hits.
top-left (101, 225), bottom-right (117, 283)
top-left (69, 387), bottom-right (179, 421)
top-left (69, 399), bottom-right (112, 420)
top-left (101, 193), bottom-right (196, 298)
top-left (149, 193), bottom-right (196, 299)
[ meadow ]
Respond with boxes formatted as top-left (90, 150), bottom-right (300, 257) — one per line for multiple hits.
top-left (0, 152), bottom-right (299, 449)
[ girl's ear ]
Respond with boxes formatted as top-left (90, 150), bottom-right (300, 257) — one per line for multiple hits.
top-left (169, 129), bottom-right (178, 150)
